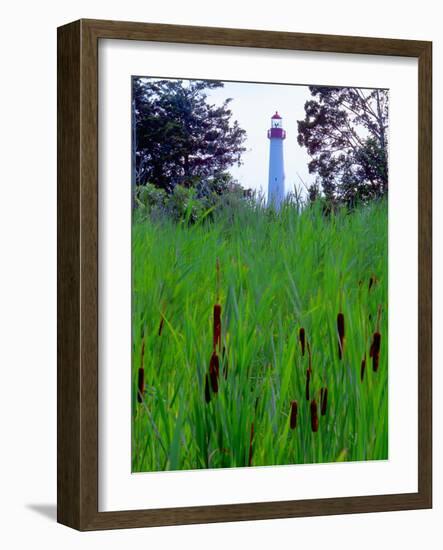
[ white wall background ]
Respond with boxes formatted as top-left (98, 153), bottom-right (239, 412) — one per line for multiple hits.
top-left (0, 0), bottom-right (440, 547)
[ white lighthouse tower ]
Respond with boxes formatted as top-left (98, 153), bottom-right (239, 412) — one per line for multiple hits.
top-left (267, 111), bottom-right (286, 209)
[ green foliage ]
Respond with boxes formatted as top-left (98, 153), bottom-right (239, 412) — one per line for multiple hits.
top-left (134, 174), bottom-right (255, 224)
top-left (136, 182), bottom-right (167, 209)
top-left (166, 185), bottom-right (204, 225)
top-left (132, 200), bottom-right (388, 471)
top-left (298, 87), bottom-right (389, 206)
top-left (133, 78), bottom-right (247, 191)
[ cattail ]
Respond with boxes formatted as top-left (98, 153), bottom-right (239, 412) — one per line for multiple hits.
top-left (305, 368), bottom-right (311, 401)
top-left (216, 257), bottom-right (221, 300)
top-left (307, 340), bottom-right (312, 372)
top-left (204, 374), bottom-right (211, 404)
top-left (248, 423), bottom-right (254, 466)
top-left (360, 355), bottom-right (366, 382)
top-left (213, 304), bottom-right (221, 351)
top-left (299, 327), bottom-right (306, 356)
top-left (137, 337), bottom-right (146, 403)
top-left (290, 400), bottom-right (298, 429)
top-left (320, 387), bottom-right (328, 416)
top-left (209, 351), bottom-right (220, 393)
top-left (369, 275), bottom-right (378, 291)
top-left (222, 345), bottom-right (228, 379)
top-left (371, 332), bottom-right (381, 372)
top-left (310, 399), bottom-right (319, 432)
top-left (137, 367), bottom-right (145, 403)
top-left (371, 306), bottom-right (382, 372)
top-left (158, 315), bottom-right (165, 336)
top-left (140, 336), bottom-right (145, 365)
top-left (337, 312), bottom-right (345, 359)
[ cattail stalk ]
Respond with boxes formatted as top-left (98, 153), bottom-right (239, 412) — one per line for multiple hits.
top-left (337, 312), bottom-right (345, 360)
top-left (216, 257), bottom-right (221, 302)
top-left (377, 304), bottom-right (382, 329)
top-left (158, 315), bottom-right (165, 336)
top-left (248, 423), bottom-right (254, 467)
top-left (307, 340), bottom-right (312, 372)
top-left (204, 374), bottom-right (211, 404)
top-left (305, 368), bottom-right (311, 401)
top-left (290, 400), bottom-right (298, 429)
top-left (222, 345), bottom-right (228, 379)
top-left (299, 327), bottom-right (306, 356)
top-left (140, 336), bottom-right (145, 365)
top-left (320, 387), bottom-right (328, 416)
top-left (255, 396), bottom-right (260, 412)
top-left (310, 400), bottom-right (319, 432)
top-left (209, 351), bottom-right (220, 393)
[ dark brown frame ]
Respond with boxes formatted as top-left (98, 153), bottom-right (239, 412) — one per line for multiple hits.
top-left (57, 19), bottom-right (432, 531)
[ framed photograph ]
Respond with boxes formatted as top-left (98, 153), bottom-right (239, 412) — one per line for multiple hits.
top-left (57, 19), bottom-right (432, 530)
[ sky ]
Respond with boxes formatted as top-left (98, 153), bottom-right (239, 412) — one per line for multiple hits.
top-left (204, 81), bottom-right (315, 198)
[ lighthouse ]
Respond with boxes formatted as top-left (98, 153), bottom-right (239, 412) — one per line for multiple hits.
top-left (267, 111), bottom-right (286, 209)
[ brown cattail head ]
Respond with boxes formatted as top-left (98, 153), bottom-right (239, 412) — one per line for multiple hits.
top-left (371, 332), bottom-right (381, 372)
top-left (360, 356), bottom-right (366, 382)
top-left (299, 327), bottom-right (306, 356)
top-left (290, 400), bottom-right (298, 429)
top-left (305, 368), bottom-right (311, 401)
top-left (337, 312), bottom-right (345, 359)
top-left (213, 304), bottom-right (221, 351)
top-left (372, 352), bottom-right (380, 372)
top-left (248, 423), bottom-right (254, 467)
top-left (209, 351), bottom-right (220, 393)
top-left (320, 387), bottom-right (328, 416)
top-left (138, 337), bottom-right (146, 403)
top-left (204, 374), bottom-right (211, 404)
top-left (137, 367), bottom-right (145, 403)
top-left (310, 399), bottom-right (319, 432)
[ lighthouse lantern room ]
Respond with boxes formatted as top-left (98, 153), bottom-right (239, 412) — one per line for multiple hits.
top-left (267, 111), bottom-right (286, 209)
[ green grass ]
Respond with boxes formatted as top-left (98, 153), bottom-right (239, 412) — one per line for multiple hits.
top-left (131, 199), bottom-right (388, 472)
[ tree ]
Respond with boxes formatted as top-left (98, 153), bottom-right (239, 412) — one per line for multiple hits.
top-left (297, 87), bottom-right (388, 206)
top-left (133, 78), bottom-right (247, 192)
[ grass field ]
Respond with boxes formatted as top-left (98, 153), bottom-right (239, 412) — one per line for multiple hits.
top-left (131, 199), bottom-right (388, 472)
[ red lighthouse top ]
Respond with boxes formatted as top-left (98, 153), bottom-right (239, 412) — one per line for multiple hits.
top-left (268, 111), bottom-right (286, 139)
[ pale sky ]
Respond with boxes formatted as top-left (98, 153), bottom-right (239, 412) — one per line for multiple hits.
top-left (204, 80), bottom-right (315, 198)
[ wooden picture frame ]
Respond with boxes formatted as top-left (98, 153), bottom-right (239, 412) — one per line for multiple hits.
top-left (57, 19), bottom-right (432, 530)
